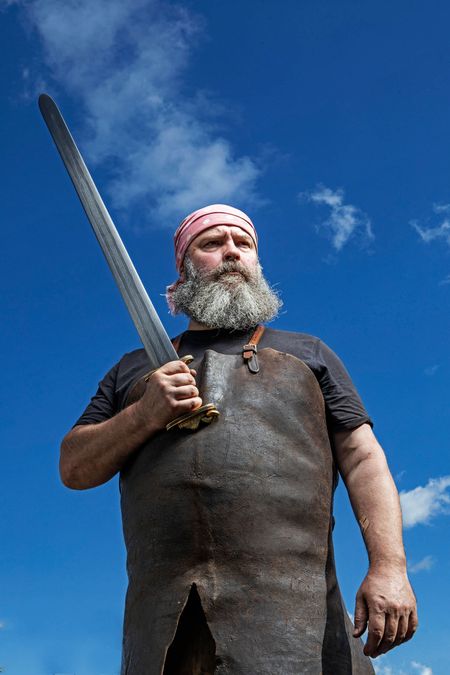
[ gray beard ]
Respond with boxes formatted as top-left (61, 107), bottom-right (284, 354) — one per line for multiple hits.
top-left (168, 257), bottom-right (283, 331)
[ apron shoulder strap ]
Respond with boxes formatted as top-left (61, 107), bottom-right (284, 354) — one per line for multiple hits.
top-left (242, 325), bottom-right (265, 374)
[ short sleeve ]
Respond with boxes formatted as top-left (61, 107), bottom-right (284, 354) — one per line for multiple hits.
top-left (73, 362), bottom-right (120, 427)
top-left (313, 340), bottom-right (373, 432)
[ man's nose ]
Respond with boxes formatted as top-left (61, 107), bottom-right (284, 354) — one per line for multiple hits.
top-left (222, 240), bottom-right (241, 261)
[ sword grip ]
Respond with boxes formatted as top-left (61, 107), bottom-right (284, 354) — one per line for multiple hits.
top-left (140, 355), bottom-right (220, 432)
top-left (164, 354), bottom-right (219, 431)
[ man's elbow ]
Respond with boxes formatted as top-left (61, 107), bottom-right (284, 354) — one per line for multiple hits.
top-left (59, 430), bottom-right (92, 490)
top-left (59, 452), bottom-right (86, 490)
top-left (334, 424), bottom-right (388, 481)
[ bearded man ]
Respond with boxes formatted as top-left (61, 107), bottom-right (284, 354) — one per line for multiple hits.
top-left (60, 204), bottom-right (417, 675)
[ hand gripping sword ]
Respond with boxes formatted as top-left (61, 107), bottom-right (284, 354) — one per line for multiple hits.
top-left (38, 94), bottom-right (219, 431)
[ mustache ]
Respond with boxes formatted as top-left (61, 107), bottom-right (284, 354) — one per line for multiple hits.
top-left (207, 261), bottom-right (252, 282)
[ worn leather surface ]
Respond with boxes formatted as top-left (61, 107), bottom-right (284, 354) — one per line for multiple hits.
top-left (120, 348), bottom-right (374, 674)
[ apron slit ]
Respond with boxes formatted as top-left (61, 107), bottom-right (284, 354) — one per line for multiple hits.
top-left (163, 583), bottom-right (217, 675)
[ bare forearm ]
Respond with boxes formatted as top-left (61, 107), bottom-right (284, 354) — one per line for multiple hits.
top-left (343, 446), bottom-right (406, 570)
top-left (60, 400), bottom-right (157, 490)
top-left (334, 424), bottom-right (417, 657)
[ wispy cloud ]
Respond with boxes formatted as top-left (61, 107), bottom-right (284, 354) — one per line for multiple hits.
top-left (424, 364), bottom-right (439, 376)
top-left (373, 659), bottom-right (402, 675)
top-left (411, 662), bottom-right (433, 675)
top-left (438, 274), bottom-right (450, 285)
top-left (17, 0), bottom-right (262, 224)
top-left (411, 203), bottom-right (450, 246)
top-left (412, 220), bottom-right (450, 244)
top-left (408, 555), bottom-right (435, 574)
top-left (373, 658), bottom-right (433, 675)
top-left (400, 476), bottom-right (450, 528)
top-left (300, 185), bottom-right (373, 251)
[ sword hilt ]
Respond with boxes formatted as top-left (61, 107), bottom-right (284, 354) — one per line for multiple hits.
top-left (164, 354), bottom-right (220, 431)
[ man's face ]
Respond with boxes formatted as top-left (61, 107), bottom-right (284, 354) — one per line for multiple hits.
top-left (168, 223), bottom-right (282, 330)
top-left (186, 225), bottom-right (258, 276)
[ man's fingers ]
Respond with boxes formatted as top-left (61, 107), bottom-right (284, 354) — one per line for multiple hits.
top-left (167, 372), bottom-right (196, 387)
top-left (404, 608), bottom-right (419, 642)
top-left (393, 614), bottom-right (409, 646)
top-left (172, 384), bottom-right (200, 401)
top-left (173, 396), bottom-right (203, 412)
top-left (374, 613), bottom-right (399, 655)
top-left (353, 595), bottom-right (368, 638)
top-left (363, 612), bottom-right (385, 657)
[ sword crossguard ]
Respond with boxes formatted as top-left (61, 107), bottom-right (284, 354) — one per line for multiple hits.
top-left (166, 403), bottom-right (220, 432)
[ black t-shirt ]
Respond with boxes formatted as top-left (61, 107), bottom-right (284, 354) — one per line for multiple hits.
top-left (74, 327), bottom-right (372, 434)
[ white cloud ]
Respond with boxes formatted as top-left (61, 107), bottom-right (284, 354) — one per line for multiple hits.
top-left (373, 665), bottom-right (395, 675)
top-left (301, 185), bottom-right (373, 251)
top-left (432, 202), bottom-right (450, 214)
top-left (400, 476), bottom-right (450, 528)
top-left (373, 658), bottom-right (433, 675)
top-left (412, 220), bottom-right (450, 244)
top-left (372, 658), bottom-right (405, 675)
top-left (424, 364), bottom-right (439, 376)
top-left (407, 555), bottom-right (435, 574)
top-left (439, 274), bottom-right (450, 286)
top-left (411, 202), bottom-right (450, 246)
top-left (19, 0), bottom-right (262, 224)
top-left (411, 661), bottom-right (433, 675)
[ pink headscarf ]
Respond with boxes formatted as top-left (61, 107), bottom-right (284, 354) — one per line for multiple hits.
top-left (173, 203), bottom-right (258, 273)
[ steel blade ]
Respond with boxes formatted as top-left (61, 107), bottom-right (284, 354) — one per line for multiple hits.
top-left (39, 94), bottom-right (178, 368)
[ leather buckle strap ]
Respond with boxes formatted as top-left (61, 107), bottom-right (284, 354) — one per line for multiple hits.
top-left (242, 343), bottom-right (257, 359)
top-left (242, 325), bottom-right (265, 374)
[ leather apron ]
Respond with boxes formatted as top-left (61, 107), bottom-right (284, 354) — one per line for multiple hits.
top-left (119, 333), bottom-right (374, 674)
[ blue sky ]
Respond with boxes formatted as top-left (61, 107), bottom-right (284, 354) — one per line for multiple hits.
top-left (1, 1), bottom-right (449, 673)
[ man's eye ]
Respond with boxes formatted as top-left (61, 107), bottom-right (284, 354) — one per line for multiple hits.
top-left (203, 240), bottom-right (220, 248)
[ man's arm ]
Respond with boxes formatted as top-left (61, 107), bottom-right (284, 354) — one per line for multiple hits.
top-left (333, 423), bottom-right (418, 658)
top-left (60, 360), bottom-right (202, 490)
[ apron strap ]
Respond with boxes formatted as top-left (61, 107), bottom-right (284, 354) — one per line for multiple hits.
top-left (242, 325), bottom-right (265, 374)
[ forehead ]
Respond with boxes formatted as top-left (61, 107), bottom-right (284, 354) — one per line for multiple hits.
top-left (193, 225), bottom-right (254, 243)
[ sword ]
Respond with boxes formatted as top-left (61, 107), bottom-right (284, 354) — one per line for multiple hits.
top-left (38, 93), bottom-right (218, 431)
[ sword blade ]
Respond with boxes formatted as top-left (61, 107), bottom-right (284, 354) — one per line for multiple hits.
top-left (39, 93), bottom-right (178, 368)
